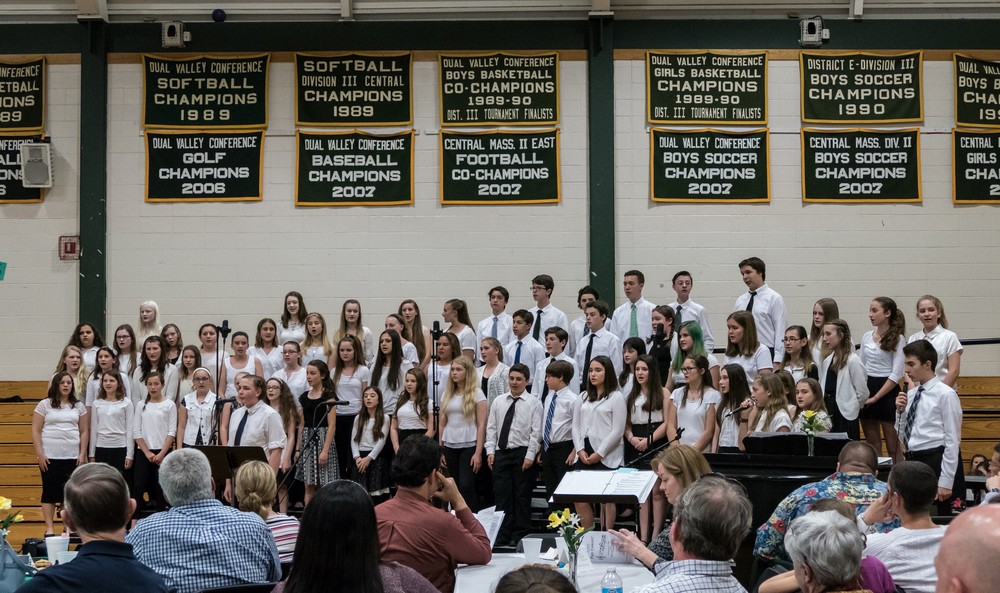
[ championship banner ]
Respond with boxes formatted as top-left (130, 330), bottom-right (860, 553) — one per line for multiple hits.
top-left (295, 130), bottom-right (413, 207)
top-left (0, 133), bottom-right (44, 203)
top-left (800, 52), bottom-right (922, 123)
top-left (440, 129), bottom-right (559, 205)
top-left (801, 128), bottom-right (920, 203)
top-left (439, 52), bottom-right (558, 126)
top-left (650, 128), bottom-right (769, 203)
top-left (953, 129), bottom-right (1000, 204)
top-left (954, 54), bottom-right (1000, 129)
top-left (142, 54), bottom-right (269, 130)
top-left (646, 51), bottom-right (767, 125)
top-left (295, 53), bottom-right (412, 126)
top-left (145, 131), bottom-right (264, 202)
top-left (0, 58), bottom-right (44, 132)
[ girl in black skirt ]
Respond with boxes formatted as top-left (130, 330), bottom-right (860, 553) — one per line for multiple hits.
top-left (623, 354), bottom-right (668, 543)
top-left (351, 386), bottom-right (392, 501)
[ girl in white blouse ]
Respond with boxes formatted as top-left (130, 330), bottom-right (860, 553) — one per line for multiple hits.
top-left (249, 318), bottom-right (283, 380)
top-left (748, 373), bottom-right (792, 433)
top-left (177, 367), bottom-right (217, 448)
top-left (809, 298), bottom-right (841, 365)
top-left (273, 341), bottom-right (308, 399)
top-left (370, 329), bottom-right (413, 415)
top-left (89, 371), bottom-right (134, 479)
top-left (724, 311), bottom-right (773, 383)
top-left (781, 325), bottom-right (819, 383)
top-left (443, 299), bottom-right (478, 361)
top-left (618, 337), bottom-right (646, 398)
top-left (861, 297), bottom-right (907, 460)
top-left (137, 300), bottom-right (161, 342)
top-left (265, 377), bottom-right (302, 514)
top-left (160, 323), bottom-right (183, 366)
top-left (220, 331), bottom-right (264, 398)
top-left (907, 295), bottom-right (963, 388)
top-left (713, 363), bottom-right (754, 453)
top-left (351, 386), bottom-right (392, 500)
top-left (176, 345), bottom-right (202, 398)
top-left (391, 367), bottom-right (435, 450)
top-left (624, 355), bottom-right (668, 543)
top-left (279, 291), bottom-right (309, 345)
top-left (133, 372), bottom-right (177, 514)
top-left (68, 322), bottom-right (103, 374)
top-left (333, 335), bottom-right (371, 479)
top-left (668, 355), bottom-right (722, 453)
top-left (572, 355), bottom-right (627, 529)
top-left (667, 321), bottom-right (720, 392)
top-left (385, 314), bottom-right (420, 365)
top-left (301, 312), bottom-right (334, 367)
top-left (132, 335), bottom-right (180, 405)
top-left (114, 324), bottom-right (139, 376)
top-left (198, 322), bottom-right (228, 393)
top-left (399, 299), bottom-right (433, 370)
top-left (429, 333), bottom-right (460, 409)
top-left (476, 337), bottom-right (510, 407)
top-left (819, 319), bottom-right (868, 440)
top-left (55, 344), bottom-right (89, 399)
top-left (790, 378), bottom-right (832, 433)
top-left (439, 356), bottom-right (487, 512)
top-left (85, 346), bottom-right (132, 409)
top-left (335, 299), bottom-right (375, 366)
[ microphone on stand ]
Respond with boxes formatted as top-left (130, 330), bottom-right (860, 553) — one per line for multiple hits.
top-left (321, 400), bottom-right (349, 407)
top-left (217, 319), bottom-right (232, 339)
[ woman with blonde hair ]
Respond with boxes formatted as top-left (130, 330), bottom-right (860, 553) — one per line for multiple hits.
top-left (335, 299), bottom-right (375, 366)
top-left (438, 355), bottom-right (487, 511)
top-left (819, 319), bottom-right (867, 440)
top-left (137, 301), bottom-right (161, 342)
top-left (301, 312), bottom-right (334, 367)
top-left (748, 373), bottom-right (793, 433)
top-left (55, 344), bottom-right (89, 398)
top-left (235, 460), bottom-right (299, 563)
top-left (609, 444), bottom-right (714, 568)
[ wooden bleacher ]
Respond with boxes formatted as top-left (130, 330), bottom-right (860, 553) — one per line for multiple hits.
top-left (1, 378), bottom-right (998, 546)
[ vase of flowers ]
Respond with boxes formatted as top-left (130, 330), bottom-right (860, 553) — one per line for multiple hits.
top-left (800, 410), bottom-right (826, 456)
top-left (1, 495), bottom-right (29, 590)
top-left (548, 508), bottom-right (592, 588)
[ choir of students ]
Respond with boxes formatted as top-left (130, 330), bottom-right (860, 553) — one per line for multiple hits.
top-left (42, 261), bottom-right (966, 544)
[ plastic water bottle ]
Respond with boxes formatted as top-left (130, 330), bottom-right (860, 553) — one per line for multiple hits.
top-left (600, 567), bottom-right (623, 593)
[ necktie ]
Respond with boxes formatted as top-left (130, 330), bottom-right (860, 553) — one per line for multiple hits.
top-left (745, 291), bottom-right (757, 312)
top-left (581, 334), bottom-right (596, 390)
top-left (533, 310), bottom-right (543, 340)
top-left (629, 303), bottom-right (639, 338)
top-left (543, 391), bottom-right (558, 451)
top-left (498, 397), bottom-right (519, 450)
top-left (676, 305), bottom-right (682, 317)
top-left (514, 341), bottom-right (523, 365)
top-left (233, 409), bottom-right (249, 446)
top-left (541, 357), bottom-right (554, 402)
top-left (491, 316), bottom-right (498, 339)
top-left (901, 386), bottom-right (925, 448)
top-left (583, 325), bottom-right (590, 336)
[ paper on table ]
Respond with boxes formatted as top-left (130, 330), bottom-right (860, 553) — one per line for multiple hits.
top-left (583, 531), bottom-right (630, 564)
top-left (471, 506), bottom-right (505, 549)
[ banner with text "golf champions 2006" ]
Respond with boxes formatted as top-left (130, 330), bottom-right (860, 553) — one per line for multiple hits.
top-left (145, 131), bottom-right (264, 202)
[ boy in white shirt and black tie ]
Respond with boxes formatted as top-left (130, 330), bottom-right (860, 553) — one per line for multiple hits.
top-left (504, 310), bottom-right (545, 390)
top-left (895, 338), bottom-right (964, 515)
top-left (537, 360), bottom-right (578, 512)
top-left (486, 364), bottom-right (542, 547)
top-left (529, 274), bottom-right (569, 344)
top-left (667, 270), bottom-right (715, 353)
top-left (534, 326), bottom-right (578, 401)
top-left (575, 300), bottom-right (622, 390)
top-left (733, 257), bottom-right (787, 368)
top-left (477, 285), bottom-right (514, 351)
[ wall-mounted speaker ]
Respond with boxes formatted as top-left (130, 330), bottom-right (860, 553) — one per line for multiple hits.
top-left (20, 142), bottom-right (53, 188)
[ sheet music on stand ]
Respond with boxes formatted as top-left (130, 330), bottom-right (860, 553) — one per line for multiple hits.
top-left (552, 469), bottom-right (657, 505)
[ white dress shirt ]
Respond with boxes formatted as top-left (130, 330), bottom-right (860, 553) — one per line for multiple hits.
top-left (532, 353), bottom-right (578, 399)
top-left (724, 344), bottom-right (772, 383)
top-left (541, 386), bottom-right (578, 446)
top-left (668, 299), bottom-right (715, 352)
top-left (477, 313), bottom-right (515, 349)
top-left (530, 304), bottom-right (570, 342)
top-left (575, 327), bottom-right (623, 380)
top-left (895, 377), bottom-right (962, 489)
top-left (733, 283), bottom-right (787, 363)
top-left (572, 390), bottom-right (627, 468)
top-left (227, 399), bottom-right (286, 454)
top-left (671, 388), bottom-right (722, 451)
top-left (504, 336), bottom-right (546, 378)
top-left (864, 526), bottom-right (945, 593)
top-left (609, 297), bottom-right (656, 344)
top-left (131, 365), bottom-right (180, 405)
top-left (90, 398), bottom-right (135, 459)
top-left (860, 331), bottom-right (905, 382)
top-left (569, 315), bottom-right (609, 359)
top-left (272, 367), bottom-right (308, 399)
top-left (248, 346), bottom-right (283, 380)
top-left (351, 414), bottom-right (390, 458)
top-left (485, 392), bottom-right (543, 460)
top-left (85, 371), bottom-right (133, 407)
top-left (134, 399), bottom-right (177, 450)
top-left (907, 325), bottom-right (963, 382)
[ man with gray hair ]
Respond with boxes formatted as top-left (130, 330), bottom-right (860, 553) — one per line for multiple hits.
top-left (127, 448), bottom-right (280, 593)
top-left (785, 511), bottom-right (868, 593)
top-left (633, 475), bottom-right (753, 593)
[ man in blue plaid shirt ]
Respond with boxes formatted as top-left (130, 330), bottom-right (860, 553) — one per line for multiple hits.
top-left (127, 448), bottom-right (281, 593)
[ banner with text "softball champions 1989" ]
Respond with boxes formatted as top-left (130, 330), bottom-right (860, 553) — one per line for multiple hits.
top-left (650, 128), bottom-right (769, 203)
top-left (0, 58), bottom-right (44, 132)
top-left (142, 54), bottom-right (269, 130)
top-left (801, 128), bottom-right (920, 203)
top-left (800, 51), bottom-right (922, 123)
top-left (646, 51), bottom-right (767, 125)
top-left (296, 130), bottom-right (413, 206)
top-left (145, 131), bottom-right (263, 202)
top-left (295, 53), bottom-right (412, 126)
top-left (440, 129), bottom-right (559, 204)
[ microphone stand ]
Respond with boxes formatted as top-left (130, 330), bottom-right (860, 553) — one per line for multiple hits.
top-left (278, 400), bottom-right (328, 509)
top-left (430, 324), bottom-right (443, 440)
top-left (625, 428), bottom-right (685, 469)
top-left (210, 397), bottom-right (235, 445)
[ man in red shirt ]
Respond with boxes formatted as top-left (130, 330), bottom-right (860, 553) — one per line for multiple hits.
top-left (376, 436), bottom-right (492, 593)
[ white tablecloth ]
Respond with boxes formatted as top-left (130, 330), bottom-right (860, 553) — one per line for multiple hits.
top-left (455, 553), bottom-right (653, 592)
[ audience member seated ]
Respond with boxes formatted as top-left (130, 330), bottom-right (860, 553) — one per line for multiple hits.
top-left (235, 459), bottom-right (299, 563)
top-left (755, 441), bottom-right (897, 563)
top-left (935, 504), bottom-right (1000, 593)
top-left (783, 510), bottom-right (871, 593)
top-left (375, 435), bottom-right (492, 593)
top-left (16, 463), bottom-right (168, 593)
top-left (758, 498), bottom-right (895, 593)
top-left (632, 475), bottom-right (753, 593)
top-left (494, 565), bottom-right (576, 593)
top-left (857, 460), bottom-right (944, 593)
top-left (272, 480), bottom-right (437, 593)
top-left (127, 448), bottom-right (281, 593)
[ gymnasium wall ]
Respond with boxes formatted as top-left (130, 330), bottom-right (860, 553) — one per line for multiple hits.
top-left (1, 20), bottom-right (999, 381)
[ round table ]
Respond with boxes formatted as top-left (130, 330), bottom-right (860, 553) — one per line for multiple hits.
top-left (455, 552), bottom-right (652, 592)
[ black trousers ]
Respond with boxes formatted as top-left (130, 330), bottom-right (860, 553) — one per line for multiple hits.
top-left (493, 446), bottom-right (536, 545)
top-left (133, 448), bottom-right (164, 514)
top-left (334, 414), bottom-right (356, 479)
top-left (541, 440), bottom-right (574, 511)
top-left (905, 445), bottom-right (966, 515)
top-left (443, 445), bottom-right (479, 512)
